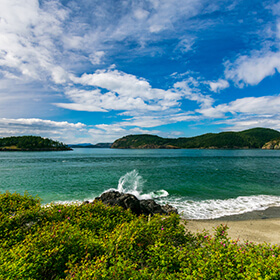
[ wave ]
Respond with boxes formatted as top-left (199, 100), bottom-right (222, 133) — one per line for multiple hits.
top-left (157, 195), bottom-right (280, 219)
top-left (102, 169), bottom-right (169, 200)
top-left (43, 170), bottom-right (280, 220)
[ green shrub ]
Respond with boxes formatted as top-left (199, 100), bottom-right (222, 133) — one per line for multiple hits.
top-left (0, 192), bottom-right (280, 279)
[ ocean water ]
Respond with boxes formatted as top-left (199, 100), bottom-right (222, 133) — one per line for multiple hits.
top-left (1, 148), bottom-right (280, 219)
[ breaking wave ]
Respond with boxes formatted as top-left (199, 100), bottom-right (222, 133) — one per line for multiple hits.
top-left (157, 194), bottom-right (280, 219)
top-left (103, 169), bottom-right (169, 200)
top-left (45, 170), bottom-right (280, 220)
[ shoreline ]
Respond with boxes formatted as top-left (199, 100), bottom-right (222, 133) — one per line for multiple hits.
top-left (183, 206), bottom-right (280, 244)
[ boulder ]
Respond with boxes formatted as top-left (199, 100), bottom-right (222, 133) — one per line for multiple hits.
top-left (94, 190), bottom-right (178, 216)
top-left (95, 191), bottom-right (142, 215)
top-left (139, 199), bottom-right (167, 215)
top-left (162, 204), bottom-right (178, 215)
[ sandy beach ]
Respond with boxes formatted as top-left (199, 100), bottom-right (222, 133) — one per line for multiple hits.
top-left (184, 207), bottom-right (280, 244)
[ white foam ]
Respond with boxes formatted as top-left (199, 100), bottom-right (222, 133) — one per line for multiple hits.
top-left (43, 170), bottom-right (280, 220)
top-left (158, 195), bottom-right (280, 219)
top-left (100, 170), bottom-right (169, 200)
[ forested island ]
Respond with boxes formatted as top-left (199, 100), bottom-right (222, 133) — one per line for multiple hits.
top-left (0, 136), bottom-right (71, 151)
top-left (111, 128), bottom-right (280, 149)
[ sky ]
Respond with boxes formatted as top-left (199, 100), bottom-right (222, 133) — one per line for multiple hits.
top-left (1, 0), bottom-right (280, 144)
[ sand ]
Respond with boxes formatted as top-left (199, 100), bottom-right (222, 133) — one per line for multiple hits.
top-left (183, 207), bottom-right (280, 244)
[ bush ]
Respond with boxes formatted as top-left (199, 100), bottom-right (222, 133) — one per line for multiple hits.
top-left (0, 192), bottom-right (280, 279)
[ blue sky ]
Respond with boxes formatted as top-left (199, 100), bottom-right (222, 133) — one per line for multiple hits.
top-left (1, 0), bottom-right (280, 144)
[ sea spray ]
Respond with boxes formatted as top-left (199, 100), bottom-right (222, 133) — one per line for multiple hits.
top-left (117, 169), bottom-right (144, 194)
top-left (103, 169), bottom-right (169, 200)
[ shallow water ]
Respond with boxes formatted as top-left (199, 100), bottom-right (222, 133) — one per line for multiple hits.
top-left (1, 148), bottom-right (280, 219)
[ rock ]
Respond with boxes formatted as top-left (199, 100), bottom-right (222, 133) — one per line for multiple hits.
top-left (162, 204), bottom-right (178, 215)
top-left (95, 191), bottom-right (142, 215)
top-left (139, 199), bottom-right (167, 215)
top-left (115, 193), bottom-right (142, 216)
top-left (94, 190), bottom-right (177, 216)
top-left (262, 139), bottom-right (280, 149)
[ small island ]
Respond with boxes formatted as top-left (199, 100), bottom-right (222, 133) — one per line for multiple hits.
top-left (111, 127), bottom-right (280, 149)
top-left (0, 136), bottom-right (72, 151)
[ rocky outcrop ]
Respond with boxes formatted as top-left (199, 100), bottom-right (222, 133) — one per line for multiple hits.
top-left (94, 190), bottom-right (178, 216)
top-left (262, 139), bottom-right (280, 149)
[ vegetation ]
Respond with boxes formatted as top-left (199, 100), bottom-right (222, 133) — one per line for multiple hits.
top-left (0, 136), bottom-right (72, 151)
top-left (1, 192), bottom-right (280, 279)
top-left (111, 128), bottom-right (280, 149)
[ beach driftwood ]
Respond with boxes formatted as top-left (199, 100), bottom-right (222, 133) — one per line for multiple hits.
top-left (93, 190), bottom-right (177, 216)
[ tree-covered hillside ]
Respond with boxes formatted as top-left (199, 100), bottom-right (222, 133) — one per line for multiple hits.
top-left (0, 136), bottom-right (72, 151)
top-left (111, 128), bottom-right (280, 149)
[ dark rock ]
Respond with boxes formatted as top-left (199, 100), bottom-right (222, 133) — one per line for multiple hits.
top-left (115, 193), bottom-right (142, 215)
top-left (162, 204), bottom-right (178, 215)
top-left (139, 199), bottom-right (167, 215)
top-left (95, 190), bottom-right (122, 205)
top-left (95, 191), bottom-right (142, 215)
top-left (94, 190), bottom-right (178, 216)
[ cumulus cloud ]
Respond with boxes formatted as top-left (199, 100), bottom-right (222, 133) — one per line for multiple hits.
top-left (174, 79), bottom-right (214, 109)
top-left (0, 117), bottom-right (168, 144)
top-left (89, 51), bottom-right (106, 65)
top-left (56, 69), bottom-right (183, 113)
top-left (0, 118), bottom-right (86, 143)
top-left (225, 51), bottom-right (280, 87)
top-left (198, 94), bottom-right (280, 118)
top-left (218, 117), bottom-right (280, 132)
top-left (0, 0), bottom-right (69, 83)
top-left (208, 79), bottom-right (229, 93)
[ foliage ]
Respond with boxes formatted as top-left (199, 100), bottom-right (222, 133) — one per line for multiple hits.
top-left (111, 127), bottom-right (280, 149)
top-left (0, 136), bottom-right (71, 151)
top-left (1, 192), bottom-right (280, 279)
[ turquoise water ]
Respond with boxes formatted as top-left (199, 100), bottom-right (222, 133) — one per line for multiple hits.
top-left (1, 148), bottom-right (280, 219)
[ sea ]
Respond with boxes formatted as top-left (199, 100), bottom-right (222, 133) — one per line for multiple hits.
top-left (1, 148), bottom-right (280, 219)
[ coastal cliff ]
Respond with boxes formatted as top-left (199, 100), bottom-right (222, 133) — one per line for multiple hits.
top-left (262, 139), bottom-right (280, 149)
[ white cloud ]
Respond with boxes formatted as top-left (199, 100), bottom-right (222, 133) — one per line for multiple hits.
top-left (218, 117), bottom-right (280, 132)
top-left (0, 118), bottom-right (85, 129)
top-left (134, 9), bottom-right (149, 20)
top-left (176, 37), bottom-right (196, 53)
top-left (88, 124), bottom-right (160, 144)
top-left (174, 79), bottom-right (214, 108)
top-left (208, 79), bottom-right (229, 93)
top-left (225, 51), bottom-right (280, 87)
top-left (271, 1), bottom-right (280, 16)
top-left (0, 118), bottom-right (86, 143)
top-left (2, 0), bottom-right (279, 143)
top-left (198, 94), bottom-right (280, 118)
top-left (56, 69), bottom-right (183, 113)
top-left (0, 0), bottom-right (70, 84)
top-left (89, 51), bottom-right (106, 65)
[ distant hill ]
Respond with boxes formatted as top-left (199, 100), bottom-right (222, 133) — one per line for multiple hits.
top-left (69, 143), bottom-right (112, 148)
top-left (0, 136), bottom-right (72, 151)
top-left (111, 128), bottom-right (280, 149)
